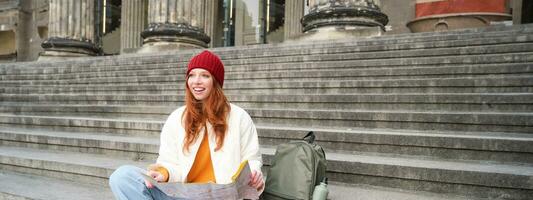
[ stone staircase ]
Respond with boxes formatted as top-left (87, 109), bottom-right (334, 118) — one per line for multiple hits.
top-left (1, 24), bottom-right (533, 200)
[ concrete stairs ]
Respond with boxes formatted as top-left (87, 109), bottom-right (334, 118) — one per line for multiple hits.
top-left (1, 23), bottom-right (533, 199)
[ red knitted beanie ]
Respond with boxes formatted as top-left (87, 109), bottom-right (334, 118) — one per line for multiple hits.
top-left (186, 50), bottom-right (225, 87)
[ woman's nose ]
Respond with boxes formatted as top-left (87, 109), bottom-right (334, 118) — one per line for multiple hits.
top-left (190, 75), bottom-right (201, 84)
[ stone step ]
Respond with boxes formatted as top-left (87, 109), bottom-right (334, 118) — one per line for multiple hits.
top-left (309, 149), bottom-right (533, 200)
top-left (0, 114), bottom-right (162, 137)
top-left (218, 30), bottom-right (533, 60)
top-left (0, 170), bottom-right (475, 200)
top-left (0, 146), bottom-right (149, 186)
top-left (258, 126), bottom-right (533, 165)
top-left (217, 24), bottom-right (533, 55)
top-left (1, 28), bottom-right (532, 75)
top-left (246, 109), bottom-right (533, 133)
top-left (378, 23), bottom-right (533, 39)
top-left (207, 52), bottom-right (533, 74)
top-left (221, 42), bottom-right (533, 67)
top-left (0, 126), bottom-right (159, 161)
top-left (0, 144), bottom-right (531, 199)
top-left (1, 76), bottom-right (532, 94)
top-left (0, 171), bottom-right (115, 200)
top-left (2, 62), bottom-right (532, 85)
top-left (1, 106), bottom-right (532, 132)
top-left (1, 93), bottom-right (532, 112)
top-left (2, 43), bottom-right (532, 78)
top-left (321, 181), bottom-right (478, 200)
top-left (1, 124), bottom-right (532, 165)
top-left (0, 105), bottom-right (533, 132)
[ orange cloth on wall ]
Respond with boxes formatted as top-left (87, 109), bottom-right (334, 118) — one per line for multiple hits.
top-left (186, 132), bottom-right (216, 183)
top-left (415, 0), bottom-right (507, 18)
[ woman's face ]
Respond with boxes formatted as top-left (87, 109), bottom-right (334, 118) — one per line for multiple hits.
top-left (187, 68), bottom-right (214, 101)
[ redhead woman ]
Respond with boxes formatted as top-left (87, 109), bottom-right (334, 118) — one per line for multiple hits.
top-left (109, 50), bottom-right (264, 199)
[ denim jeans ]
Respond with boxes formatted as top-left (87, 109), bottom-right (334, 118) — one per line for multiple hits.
top-left (109, 165), bottom-right (176, 200)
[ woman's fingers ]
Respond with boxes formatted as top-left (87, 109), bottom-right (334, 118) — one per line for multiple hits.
top-left (144, 179), bottom-right (154, 188)
top-left (147, 170), bottom-right (164, 182)
top-left (248, 171), bottom-right (264, 190)
top-left (145, 170), bottom-right (164, 189)
top-left (248, 171), bottom-right (257, 186)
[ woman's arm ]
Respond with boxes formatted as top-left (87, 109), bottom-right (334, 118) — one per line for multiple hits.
top-left (239, 111), bottom-right (262, 172)
top-left (237, 109), bottom-right (264, 191)
top-left (155, 109), bottom-right (186, 182)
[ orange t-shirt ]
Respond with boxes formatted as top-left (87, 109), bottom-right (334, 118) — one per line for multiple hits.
top-left (186, 132), bottom-right (216, 183)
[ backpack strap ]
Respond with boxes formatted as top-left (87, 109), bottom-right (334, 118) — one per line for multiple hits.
top-left (303, 131), bottom-right (315, 143)
top-left (303, 131), bottom-right (327, 160)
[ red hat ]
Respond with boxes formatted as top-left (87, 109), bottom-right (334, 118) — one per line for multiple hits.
top-left (186, 50), bottom-right (225, 87)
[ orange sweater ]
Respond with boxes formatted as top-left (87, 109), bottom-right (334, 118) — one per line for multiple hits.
top-left (152, 132), bottom-right (216, 183)
top-left (186, 132), bottom-right (216, 183)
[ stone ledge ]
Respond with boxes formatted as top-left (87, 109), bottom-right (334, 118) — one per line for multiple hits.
top-left (1, 24), bottom-right (533, 70)
top-left (2, 145), bottom-right (532, 199)
top-left (2, 76), bottom-right (532, 94)
top-left (2, 124), bottom-right (532, 164)
top-left (1, 60), bottom-right (532, 85)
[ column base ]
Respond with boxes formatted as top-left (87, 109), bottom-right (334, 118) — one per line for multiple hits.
top-left (302, 5), bottom-right (388, 33)
top-left (292, 26), bottom-right (384, 42)
top-left (41, 37), bottom-right (100, 57)
top-left (37, 50), bottom-right (93, 61)
top-left (139, 23), bottom-right (210, 53)
top-left (137, 40), bottom-right (205, 54)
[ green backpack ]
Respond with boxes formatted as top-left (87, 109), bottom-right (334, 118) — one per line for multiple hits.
top-left (263, 131), bottom-right (327, 200)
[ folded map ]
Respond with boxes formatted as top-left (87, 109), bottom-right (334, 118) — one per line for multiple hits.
top-left (143, 160), bottom-right (260, 200)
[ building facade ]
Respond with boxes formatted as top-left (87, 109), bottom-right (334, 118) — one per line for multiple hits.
top-left (0, 0), bottom-right (531, 62)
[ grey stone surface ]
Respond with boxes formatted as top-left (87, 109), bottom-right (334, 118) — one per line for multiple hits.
top-left (0, 170), bottom-right (477, 200)
top-left (2, 76), bottom-right (533, 95)
top-left (1, 62), bottom-right (532, 86)
top-left (327, 181), bottom-right (478, 200)
top-left (1, 93), bottom-right (532, 112)
top-left (0, 24), bottom-right (532, 73)
top-left (0, 171), bottom-right (114, 200)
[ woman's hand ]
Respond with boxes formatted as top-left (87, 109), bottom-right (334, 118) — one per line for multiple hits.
top-left (248, 170), bottom-right (264, 191)
top-left (144, 170), bottom-right (165, 189)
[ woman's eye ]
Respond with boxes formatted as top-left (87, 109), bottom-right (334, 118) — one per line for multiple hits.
top-left (202, 74), bottom-right (210, 78)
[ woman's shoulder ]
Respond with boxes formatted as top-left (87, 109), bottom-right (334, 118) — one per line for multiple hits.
top-left (229, 103), bottom-right (253, 121)
top-left (229, 103), bottom-right (247, 115)
top-left (168, 105), bottom-right (186, 119)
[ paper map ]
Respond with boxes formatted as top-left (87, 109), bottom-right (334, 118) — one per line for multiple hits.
top-left (143, 161), bottom-right (260, 200)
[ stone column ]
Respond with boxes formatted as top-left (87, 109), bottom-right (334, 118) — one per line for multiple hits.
top-left (284, 0), bottom-right (305, 40)
top-left (139, 0), bottom-right (210, 53)
top-left (204, 0), bottom-right (219, 48)
top-left (40, 0), bottom-right (99, 58)
top-left (512, 0), bottom-right (523, 25)
top-left (300, 0), bottom-right (388, 40)
top-left (120, 0), bottom-right (147, 54)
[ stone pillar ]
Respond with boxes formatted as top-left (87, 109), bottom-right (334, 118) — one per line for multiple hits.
top-left (512, 0), bottom-right (523, 25)
top-left (284, 0), bottom-right (305, 40)
top-left (40, 0), bottom-right (99, 58)
top-left (139, 0), bottom-right (210, 53)
top-left (300, 0), bottom-right (388, 40)
top-left (204, 0), bottom-right (219, 48)
top-left (120, 0), bottom-right (147, 54)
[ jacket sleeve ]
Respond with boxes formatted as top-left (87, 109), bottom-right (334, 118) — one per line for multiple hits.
top-left (238, 110), bottom-right (263, 175)
top-left (156, 109), bottom-right (185, 182)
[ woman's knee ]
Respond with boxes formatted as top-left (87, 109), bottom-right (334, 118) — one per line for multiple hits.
top-left (109, 165), bottom-right (143, 186)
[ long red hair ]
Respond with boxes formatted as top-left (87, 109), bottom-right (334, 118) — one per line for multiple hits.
top-left (182, 80), bottom-right (230, 153)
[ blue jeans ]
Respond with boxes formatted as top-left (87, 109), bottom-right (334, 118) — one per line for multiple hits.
top-left (109, 165), bottom-right (175, 200)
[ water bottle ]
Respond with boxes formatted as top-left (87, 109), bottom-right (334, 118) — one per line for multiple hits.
top-left (312, 178), bottom-right (328, 200)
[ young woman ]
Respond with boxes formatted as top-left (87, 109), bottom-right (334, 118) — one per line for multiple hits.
top-left (109, 50), bottom-right (264, 199)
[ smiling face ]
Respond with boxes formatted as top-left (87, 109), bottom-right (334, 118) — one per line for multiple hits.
top-left (187, 68), bottom-right (214, 101)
